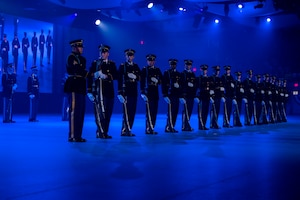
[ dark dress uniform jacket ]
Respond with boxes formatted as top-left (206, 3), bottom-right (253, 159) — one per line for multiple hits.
top-left (140, 66), bottom-right (163, 100)
top-left (162, 69), bottom-right (182, 98)
top-left (118, 62), bottom-right (140, 97)
top-left (181, 70), bottom-right (197, 99)
top-left (2, 73), bottom-right (16, 98)
top-left (64, 52), bottom-right (88, 94)
top-left (88, 59), bottom-right (118, 98)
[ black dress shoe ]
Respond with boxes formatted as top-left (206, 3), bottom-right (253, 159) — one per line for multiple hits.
top-left (68, 138), bottom-right (86, 142)
top-left (145, 131), bottom-right (158, 135)
top-left (3, 120), bottom-right (10, 123)
top-left (171, 129), bottom-right (179, 133)
top-left (182, 128), bottom-right (193, 131)
top-left (223, 124), bottom-right (232, 128)
top-left (10, 120), bottom-right (16, 123)
top-left (98, 134), bottom-right (112, 139)
top-left (121, 132), bottom-right (135, 136)
top-left (199, 127), bottom-right (209, 130)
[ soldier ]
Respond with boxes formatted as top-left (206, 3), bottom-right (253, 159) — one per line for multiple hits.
top-left (64, 39), bottom-right (88, 142)
top-left (2, 63), bottom-right (17, 123)
top-left (195, 64), bottom-right (210, 130)
top-left (162, 58), bottom-right (181, 133)
top-left (39, 29), bottom-right (45, 66)
top-left (210, 66), bottom-right (223, 129)
top-left (254, 74), bottom-right (268, 125)
top-left (31, 32), bottom-right (38, 66)
top-left (12, 34), bottom-right (20, 73)
top-left (180, 59), bottom-right (197, 131)
top-left (1, 34), bottom-right (10, 73)
top-left (243, 70), bottom-right (256, 125)
top-left (140, 54), bottom-right (162, 134)
top-left (117, 49), bottom-right (141, 136)
top-left (46, 30), bottom-right (53, 64)
top-left (233, 71), bottom-right (244, 127)
top-left (27, 66), bottom-right (39, 122)
top-left (281, 79), bottom-right (289, 122)
top-left (61, 73), bottom-right (69, 121)
top-left (221, 65), bottom-right (235, 127)
top-left (263, 73), bottom-right (275, 123)
top-left (22, 32), bottom-right (30, 73)
top-left (278, 79), bottom-right (288, 122)
top-left (87, 44), bottom-right (118, 139)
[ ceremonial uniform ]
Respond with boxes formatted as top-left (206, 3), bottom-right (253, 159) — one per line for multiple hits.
top-left (2, 63), bottom-right (17, 123)
top-left (27, 66), bottom-right (39, 122)
top-left (221, 65), bottom-right (235, 127)
top-left (263, 74), bottom-right (275, 123)
top-left (87, 44), bottom-right (118, 139)
top-left (180, 59), bottom-right (197, 131)
top-left (162, 59), bottom-right (181, 133)
top-left (243, 70), bottom-right (256, 125)
top-left (140, 54), bottom-right (162, 134)
top-left (12, 34), bottom-right (20, 73)
top-left (233, 71), bottom-right (243, 127)
top-left (22, 32), bottom-right (30, 72)
top-left (64, 39), bottom-right (88, 142)
top-left (254, 74), bottom-right (268, 125)
top-left (1, 34), bottom-right (10, 73)
top-left (210, 66), bottom-right (223, 129)
top-left (196, 64), bottom-right (210, 130)
top-left (117, 49), bottom-right (140, 136)
top-left (46, 30), bottom-right (53, 64)
top-left (39, 30), bottom-right (45, 66)
top-left (31, 32), bottom-right (38, 66)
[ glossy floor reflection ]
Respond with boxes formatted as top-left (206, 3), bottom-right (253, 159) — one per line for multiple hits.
top-left (1, 114), bottom-right (300, 200)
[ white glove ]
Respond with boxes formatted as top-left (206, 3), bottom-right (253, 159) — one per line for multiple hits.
top-left (268, 91), bottom-right (272, 95)
top-left (127, 73), bottom-right (137, 79)
top-left (220, 87), bottom-right (225, 91)
top-left (285, 94), bottom-right (289, 98)
top-left (240, 88), bottom-right (244, 93)
top-left (188, 82), bottom-right (194, 87)
top-left (269, 101), bottom-right (272, 106)
top-left (164, 97), bottom-right (170, 104)
top-left (231, 83), bottom-right (235, 88)
top-left (210, 97), bottom-right (214, 104)
top-left (12, 84), bottom-right (18, 91)
top-left (174, 83), bottom-right (179, 88)
top-left (87, 93), bottom-right (95, 102)
top-left (179, 98), bottom-right (186, 104)
top-left (232, 99), bottom-right (237, 105)
top-left (29, 94), bottom-right (35, 99)
top-left (221, 97), bottom-right (226, 103)
top-left (242, 98), bottom-right (248, 104)
top-left (94, 70), bottom-right (107, 79)
top-left (261, 101), bottom-right (265, 106)
top-left (261, 90), bottom-right (265, 94)
top-left (151, 77), bottom-right (158, 83)
top-left (209, 90), bottom-right (214, 95)
top-left (250, 88), bottom-right (255, 93)
top-left (117, 94), bottom-right (126, 103)
top-left (194, 97), bottom-right (200, 103)
top-left (141, 94), bottom-right (148, 102)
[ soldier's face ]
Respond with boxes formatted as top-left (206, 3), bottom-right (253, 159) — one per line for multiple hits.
top-left (170, 64), bottom-right (176, 69)
top-left (126, 54), bottom-right (134, 62)
top-left (101, 52), bottom-right (109, 60)
top-left (77, 47), bottom-right (83, 54)
top-left (147, 60), bottom-right (155, 66)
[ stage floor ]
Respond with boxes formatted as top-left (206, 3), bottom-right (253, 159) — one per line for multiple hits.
top-left (1, 114), bottom-right (300, 200)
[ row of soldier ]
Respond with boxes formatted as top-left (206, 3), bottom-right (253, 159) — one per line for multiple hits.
top-left (0, 30), bottom-right (53, 74)
top-left (64, 39), bottom-right (289, 142)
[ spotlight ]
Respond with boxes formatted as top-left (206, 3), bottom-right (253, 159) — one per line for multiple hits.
top-left (147, 2), bottom-right (154, 9)
top-left (237, 4), bottom-right (243, 9)
top-left (266, 17), bottom-right (271, 22)
top-left (214, 19), bottom-right (220, 24)
top-left (95, 19), bottom-right (101, 26)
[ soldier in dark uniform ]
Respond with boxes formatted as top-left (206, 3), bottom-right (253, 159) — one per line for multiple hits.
top-left (64, 39), bottom-right (88, 142)
top-left (221, 65), bottom-right (235, 127)
top-left (140, 54), bottom-right (162, 134)
top-left (162, 59), bottom-right (181, 133)
top-left (12, 34), bottom-right (20, 73)
top-left (87, 44), bottom-right (118, 139)
top-left (2, 63), bottom-right (17, 123)
top-left (31, 32), bottom-right (38, 66)
top-left (278, 79), bottom-right (288, 122)
top-left (117, 49), bottom-right (140, 136)
top-left (27, 66), bottom-right (39, 122)
top-left (210, 66), bottom-right (223, 129)
top-left (180, 59), bottom-right (197, 131)
top-left (61, 73), bottom-right (69, 121)
top-left (1, 34), bottom-right (10, 73)
top-left (263, 73), bottom-right (275, 123)
top-left (39, 29), bottom-right (45, 66)
top-left (254, 74), bottom-right (268, 125)
top-left (46, 30), bottom-right (53, 64)
top-left (233, 71), bottom-right (244, 127)
top-left (22, 32), bottom-right (30, 73)
top-left (195, 64), bottom-right (210, 130)
top-left (243, 70), bottom-right (256, 125)
top-left (281, 79), bottom-right (289, 122)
